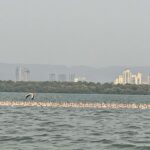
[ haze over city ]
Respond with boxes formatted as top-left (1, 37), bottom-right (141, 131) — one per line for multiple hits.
top-left (0, 0), bottom-right (150, 67)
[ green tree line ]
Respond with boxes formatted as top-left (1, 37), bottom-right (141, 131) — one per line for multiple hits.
top-left (0, 80), bottom-right (150, 95)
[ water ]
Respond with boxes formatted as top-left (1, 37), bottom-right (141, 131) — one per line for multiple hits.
top-left (0, 92), bottom-right (150, 150)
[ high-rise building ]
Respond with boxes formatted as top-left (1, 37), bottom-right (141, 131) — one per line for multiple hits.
top-left (136, 73), bottom-right (142, 84)
top-left (69, 73), bottom-right (76, 82)
top-left (147, 74), bottom-right (150, 85)
top-left (58, 74), bottom-right (67, 82)
top-left (49, 73), bottom-right (56, 81)
top-left (114, 75), bottom-right (123, 84)
top-left (16, 66), bottom-right (30, 81)
top-left (122, 69), bottom-right (132, 84)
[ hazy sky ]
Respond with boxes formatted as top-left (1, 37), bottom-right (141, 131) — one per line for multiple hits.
top-left (0, 0), bottom-right (150, 67)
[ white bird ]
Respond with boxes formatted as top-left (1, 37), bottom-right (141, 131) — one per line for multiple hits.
top-left (25, 93), bottom-right (35, 100)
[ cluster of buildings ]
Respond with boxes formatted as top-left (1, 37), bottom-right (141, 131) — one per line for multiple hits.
top-left (49, 73), bottom-right (86, 82)
top-left (16, 66), bottom-right (30, 81)
top-left (114, 69), bottom-right (150, 85)
top-left (15, 65), bottom-right (87, 82)
top-left (16, 66), bottom-right (150, 85)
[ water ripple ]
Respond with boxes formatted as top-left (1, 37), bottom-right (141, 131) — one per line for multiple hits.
top-left (1, 93), bottom-right (150, 149)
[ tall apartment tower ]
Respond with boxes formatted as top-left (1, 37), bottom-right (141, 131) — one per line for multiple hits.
top-left (58, 74), bottom-right (67, 82)
top-left (49, 73), bottom-right (56, 81)
top-left (69, 73), bottom-right (76, 82)
top-left (16, 66), bottom-right (30, 81)
top-left (122, 69), bottom-right (132, 84)
top-left (148, 74), bottom-right (150, 85)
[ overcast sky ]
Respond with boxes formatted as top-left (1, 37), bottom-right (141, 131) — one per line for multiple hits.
top-left (0, 0), bottom-right (150, 67)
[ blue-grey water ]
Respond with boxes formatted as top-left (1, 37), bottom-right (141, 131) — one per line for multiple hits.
top-left (1, 92), bottom-right (150, 150)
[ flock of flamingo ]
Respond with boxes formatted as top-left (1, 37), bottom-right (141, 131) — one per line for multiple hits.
top-left (0, 101), bottom-right (150, 109)
top-left (0, 93), bottom-right (149, 109)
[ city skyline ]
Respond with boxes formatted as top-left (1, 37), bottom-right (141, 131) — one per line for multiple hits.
top-left (13, 64), bottom-right (150, 83)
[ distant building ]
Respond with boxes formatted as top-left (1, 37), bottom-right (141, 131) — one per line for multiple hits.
top-left (74, 76), bottom-right (87, 82)
top-left (114, 69), bottom-right (142, 85)
top-left (122, 69), bottom-right (132, 84)
top-left (114, 75), bottom-right (124, 85)
top-left (16, 66), bottom-right (30, 81)
top-left (58, 74), bottom-right (67, 82)
top-left (69, 73), bottom-right (76, 82)
top-left (131, 73), bottom-right (142, 85)
top-left (148, 74), bottom-right (150, 85)
top-left (49, 73), bottom-right (56, 81)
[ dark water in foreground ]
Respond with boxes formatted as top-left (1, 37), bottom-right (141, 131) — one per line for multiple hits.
top-left (1, 93), bottom-right (150, 150)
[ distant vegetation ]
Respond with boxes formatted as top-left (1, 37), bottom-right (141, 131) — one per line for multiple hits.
top-left (0, 80), bottom-right (150, 95)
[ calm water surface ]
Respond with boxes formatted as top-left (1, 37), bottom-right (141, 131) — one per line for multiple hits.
top-left (0, 92), bottom-right (150, 150)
